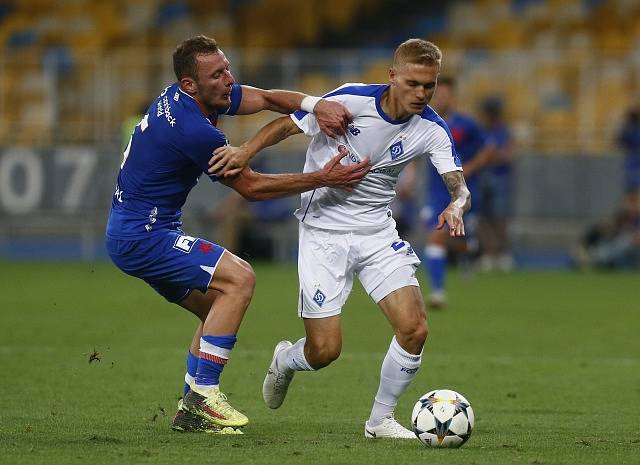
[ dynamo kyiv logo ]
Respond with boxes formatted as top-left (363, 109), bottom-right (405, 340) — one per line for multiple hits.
top-left (313, 289), bottom-right (326, 307)
top-left (389, 141), bottom-right (404, 160)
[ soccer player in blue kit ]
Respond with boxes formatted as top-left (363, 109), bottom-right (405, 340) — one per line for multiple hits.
top-left (422, 76), bottom-right (495, 308)
top-left (105, 35), bottom-right (369, 434)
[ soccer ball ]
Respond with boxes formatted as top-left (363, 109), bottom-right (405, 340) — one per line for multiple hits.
top-left (411, 389), bottom-right (474, 448)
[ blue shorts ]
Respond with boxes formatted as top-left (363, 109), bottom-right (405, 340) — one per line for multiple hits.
top-left (106, 230), bottom-right (225, 303)
top-left (479, 174), bottom-right (512, 219)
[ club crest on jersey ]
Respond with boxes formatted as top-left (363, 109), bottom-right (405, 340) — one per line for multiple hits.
top-left (313, 289), bottom-right (326, 307)
top-left (389, 141), bottom-right (404, 160)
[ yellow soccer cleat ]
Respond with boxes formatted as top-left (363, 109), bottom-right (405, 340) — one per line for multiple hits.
top-left (171, 399), bottom-right (223, 433)
top-left (182, 387), bottom-right (249, 428)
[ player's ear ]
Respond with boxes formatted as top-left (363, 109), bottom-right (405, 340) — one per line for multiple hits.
top-left (180, 76), bottom-right (197, 95)
top-left (389, 67), bottom-right (397, 85)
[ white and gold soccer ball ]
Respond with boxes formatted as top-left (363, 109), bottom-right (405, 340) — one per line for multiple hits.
top-left (411, 389), bottom-right (474, 448)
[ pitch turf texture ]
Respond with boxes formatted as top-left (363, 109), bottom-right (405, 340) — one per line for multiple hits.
top-left (1, 261), bottom-right (638, 465)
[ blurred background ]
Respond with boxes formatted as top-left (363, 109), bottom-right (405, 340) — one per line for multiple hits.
top-left (1, 0), bottom-right (639, 271)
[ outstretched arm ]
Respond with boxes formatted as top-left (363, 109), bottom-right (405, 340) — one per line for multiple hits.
top-left (209, 116), bottom-right (302, 177)
top-left (437, 170), bottom-right (471, 237)
top-left (236, 85), bottom-right (351, 138)
top-left (222, 146), bottom-right (369, 201)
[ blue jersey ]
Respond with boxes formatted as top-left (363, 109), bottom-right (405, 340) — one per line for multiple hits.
top-left (485, 123), bottom-right (511, 177)
top-left (106, 82), bottom-right (242, 239)
top-left (428, 112), bottom-right (487, 205)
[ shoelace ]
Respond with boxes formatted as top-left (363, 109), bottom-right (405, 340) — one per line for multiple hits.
top-left (383, 418), bottom-right (413, 435)
top-left (204, 391), bottom-right (237, 416)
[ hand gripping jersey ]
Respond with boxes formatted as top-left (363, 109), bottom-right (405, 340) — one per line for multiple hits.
top-left (291, 83), bottom-right (462, 231)
top-left (106, 82), bottom-right (242, 239)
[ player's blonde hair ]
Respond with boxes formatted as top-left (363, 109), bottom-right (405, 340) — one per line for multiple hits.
top-left (393, 39), bottom-right (442, 68)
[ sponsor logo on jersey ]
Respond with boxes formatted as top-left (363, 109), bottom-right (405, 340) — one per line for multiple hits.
top-left (173, 235), bottom-right (197, 253)
top-left (389, 140), bottom-right (404, 160)
top-left (157, 95), bottom-right (177, 127)
top-left (338, 144), bottom-right (360, 163)
top-left (370, 166), bottom-right (402, 176)
top-left (313, 289), bottom-right (326, 307)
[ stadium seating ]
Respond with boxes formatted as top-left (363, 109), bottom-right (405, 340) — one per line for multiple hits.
top-left (0, 0), bottom-right (639, 153)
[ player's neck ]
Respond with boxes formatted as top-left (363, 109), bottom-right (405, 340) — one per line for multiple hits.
top-left (381, 88), bottom-right (411, 121)
top-left (194, 97), bottom-right (212, 116)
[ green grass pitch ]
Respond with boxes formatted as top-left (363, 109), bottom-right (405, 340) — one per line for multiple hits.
top-left (1, 261), bottom-right (638, 465)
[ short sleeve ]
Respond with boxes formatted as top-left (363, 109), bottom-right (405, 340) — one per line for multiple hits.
top-left (425, 123), bottom-right (463, 175)
top-left (290, 110), bottom-right (321, 137)
top-left (220, 84), bottom-right (243, 116)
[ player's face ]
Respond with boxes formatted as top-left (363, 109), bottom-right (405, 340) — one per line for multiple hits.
top-left (390, 62), bottom-right (439, 116)
top-left (193, 51), bottom-right (235, 113)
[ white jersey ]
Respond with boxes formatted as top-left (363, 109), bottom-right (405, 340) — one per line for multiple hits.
top-left (291, 83), bottom-right (462, 231)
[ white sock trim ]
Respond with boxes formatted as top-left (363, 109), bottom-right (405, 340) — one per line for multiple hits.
top-left (389, 336), bottom-right (422, 366)
top-left (199, 337), bottom-right (231, 359)
top-left (285, 337), bottom-right (314, 371)
top-left (424, 244), bottom-right (446, 258)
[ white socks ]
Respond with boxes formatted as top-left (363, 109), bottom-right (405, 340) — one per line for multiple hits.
top-left (280, 337), bottom-right (314, 372)
top-left (368, 336), bottom-right (422, 426)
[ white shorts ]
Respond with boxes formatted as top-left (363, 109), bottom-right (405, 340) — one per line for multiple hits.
top-left (297, 222), bottom-right (421, 318)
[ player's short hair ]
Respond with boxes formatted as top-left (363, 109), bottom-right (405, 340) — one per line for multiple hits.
top-left (173, 35), bottom-right (219, 80)
top-left (393, 39), bottom-right (442, 68)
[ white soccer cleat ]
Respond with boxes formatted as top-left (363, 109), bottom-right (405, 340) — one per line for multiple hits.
top-left (364, 418), bottom-right (416, 439)
top-left (262, 340), bottom-right (295, 409)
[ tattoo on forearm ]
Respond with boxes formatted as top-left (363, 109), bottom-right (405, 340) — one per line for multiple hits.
top-left (441, 171), bottom-right (471, 212)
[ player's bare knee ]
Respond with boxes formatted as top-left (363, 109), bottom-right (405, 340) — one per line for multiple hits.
top-left (306, 342), bottom-right (341, 369)
top-left (396, 319), bottom-right (427, 354)
top-left (229, 263), bottom-right (256, 304)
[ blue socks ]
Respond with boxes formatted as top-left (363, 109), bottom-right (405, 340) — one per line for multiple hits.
top-left (424, 244), bottom-right (446, 294)
top-left (195, 335), bottom-right (237, 387)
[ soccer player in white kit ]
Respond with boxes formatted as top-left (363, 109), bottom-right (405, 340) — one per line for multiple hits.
top-left (209, 39), bottom-right (471, 438)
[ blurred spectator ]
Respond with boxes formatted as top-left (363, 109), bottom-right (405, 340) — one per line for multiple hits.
top-left (391, 162), bottom-right (419, 240)
top-left (617, 102), bottom-right (640, 192)
top-left (121, 103), bottom-right (150, 151)
top-left (477, 96), bottom-right (514, 272)
top-left (420, 76), bottom-right (495, 308)
top-left (208, 158), bottom-right (295, 259)
top-left (574, 190), bottom-right (640, 270)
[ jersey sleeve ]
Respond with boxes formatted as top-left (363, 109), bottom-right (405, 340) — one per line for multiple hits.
top-left (425, 122), bottom-right (463, 175)
top-left (289, 84), bottom-right (355, 136)
top-left (220, 83), bottom-right (243, 116)
top-left (290, 109), bottom-right (321, 137)
top-left (183, 125), bottom-right (227, 182)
